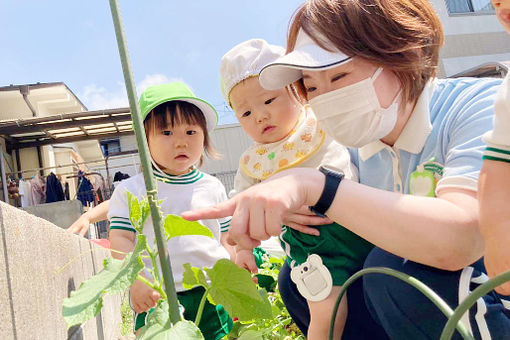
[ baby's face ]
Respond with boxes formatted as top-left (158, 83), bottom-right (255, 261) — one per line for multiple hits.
top-left (492, 0), bottom-right (510, 32)
top-left (230, 77), bottom-right (301, 144)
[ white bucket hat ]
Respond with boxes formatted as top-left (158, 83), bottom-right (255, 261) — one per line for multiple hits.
top-left (219, 39), bottom-right (285, 107)
top-left (259, 29), bottom-right (351, 90)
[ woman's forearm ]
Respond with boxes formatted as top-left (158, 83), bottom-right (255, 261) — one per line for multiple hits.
top-left (323, 178), bottom-right (483, 270)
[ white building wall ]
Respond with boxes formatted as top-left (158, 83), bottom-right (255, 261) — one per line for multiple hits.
top-left (429, 0), bottom-right (504, 35)
top-left (19, 148), bottom-right (40, 179)
top-left (201, 123), bottom-right (252, 174)
top-left (429, 0), bottom-right (510, 76)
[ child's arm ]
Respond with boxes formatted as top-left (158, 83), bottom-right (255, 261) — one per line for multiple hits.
top-left (109, 229), bottom-right (135, 259)
top-left (68, 200), bottom-right (110, 237)
top-left (479, 75), bottom-right (510, 295)
top-left (109, 228), bottom-right (160, 313)
top-left (479, 160), bottom-right (510, 295)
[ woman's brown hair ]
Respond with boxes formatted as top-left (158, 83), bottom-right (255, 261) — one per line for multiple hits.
top-left (288, 0), bottom-right (444, 106)
top-left (144, 100), bottom-right (220, 166)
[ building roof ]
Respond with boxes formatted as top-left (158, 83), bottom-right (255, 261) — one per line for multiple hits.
top-left (0, 82), bottom-right (88, 120)
top-left (0, 107), bottom-right (133, 151)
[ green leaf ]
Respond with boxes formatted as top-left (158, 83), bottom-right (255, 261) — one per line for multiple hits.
top-left (239, 330), bottom-right (266, 340)
top-left (182, 263), bottom-right (209, 290)
top-left (62, 235), bottom-right (147, 328)
top-left (163, 215), bottom-right (213, 240)
top-left (226, 322), bottom-right (247, 338)
top-left (204, 259), bottom-right (272, 321)
top-left (127, 191), bottom-right (141, 226)
top-left (138, 301), bottom-right (204, 340)
top-left (140, 198), bottom-right (151, 227)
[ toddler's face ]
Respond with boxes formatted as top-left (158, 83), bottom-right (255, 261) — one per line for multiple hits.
top-left (492, 0), bottom-right (510, 32)
top-left (147, 121), bottom-right (204, 175)
top-left (230, 77), bottom-right (301, 144)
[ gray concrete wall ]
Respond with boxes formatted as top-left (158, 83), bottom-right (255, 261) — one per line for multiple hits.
top-left (0, 201), bottom-right (121, 340)
top-left (22, 200), bottom-right (84, 230)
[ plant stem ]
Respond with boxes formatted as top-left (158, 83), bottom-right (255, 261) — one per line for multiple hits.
top-left (55, 247), bottom-right (128, 275)
top-left (109, 0), bottom-right (181, 324)
top-left (194, 288), bottom-right (210, 326)
top-left (146, 245), bottom-right (161, 283)
top-left (136, 275), bottom-right (167, 300)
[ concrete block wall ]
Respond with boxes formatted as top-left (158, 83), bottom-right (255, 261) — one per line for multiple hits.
top-left (0, 201), bottom-right (121, 340)
top-left (22, 200), bottom-right (84, 230)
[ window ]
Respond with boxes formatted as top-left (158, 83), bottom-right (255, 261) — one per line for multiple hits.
top-left (100, 139), bottom-right (121, 156)
top-left (445, 0), bottom-right (494, 15)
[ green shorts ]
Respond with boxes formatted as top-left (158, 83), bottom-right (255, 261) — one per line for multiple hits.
top-left (280, 222), bottom-right (374, 286)
top-left (134, 286), bottom-right (233, 340)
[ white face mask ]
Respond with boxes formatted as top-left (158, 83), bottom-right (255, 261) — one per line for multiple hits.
top-left (309, 68), bottom-right (399, 148)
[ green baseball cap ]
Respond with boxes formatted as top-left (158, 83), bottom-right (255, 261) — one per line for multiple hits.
top-left (138, 82), bottom-right (218, 131)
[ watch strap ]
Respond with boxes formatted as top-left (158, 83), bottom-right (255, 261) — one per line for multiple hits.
top-left (309, 166), bottom-right (344, 217)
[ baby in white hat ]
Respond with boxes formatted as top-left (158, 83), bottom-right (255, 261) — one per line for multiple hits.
top-left (220, 39), bottom-right (372, 339)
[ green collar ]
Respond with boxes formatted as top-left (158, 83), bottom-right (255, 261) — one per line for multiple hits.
top-left (152, 166), bottom-right (203, 185)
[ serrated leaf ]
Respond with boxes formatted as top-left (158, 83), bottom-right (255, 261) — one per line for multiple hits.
top-left (182, 263), bottom-right (209, 290)
top-left (127, 191), bottom-right (141, 226)
top-left (140, 198), bottom-right (151, 227)
top-left (164, 215), bottom-right (213, 240)
top-left (204, 259), bottom-right (272, 321)
top-left (62, 235), bottom-right (147, 328)
top-left (138, 301), bottom-right (204, 340)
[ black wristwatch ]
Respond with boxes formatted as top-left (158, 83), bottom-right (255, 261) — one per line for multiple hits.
top-left (309, 166), bottom-right (344, 217)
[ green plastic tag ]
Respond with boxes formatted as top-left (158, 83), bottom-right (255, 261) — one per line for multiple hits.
top-left (409, 169), bottom-right (436, 197)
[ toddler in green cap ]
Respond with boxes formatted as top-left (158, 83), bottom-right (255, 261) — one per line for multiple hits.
top-left (108, 82), bottom-right (234, 339)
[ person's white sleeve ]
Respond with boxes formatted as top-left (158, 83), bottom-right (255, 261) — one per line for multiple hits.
top-left (216, 180), bottom-right (232, 233)
top-left (228, 167), bottom-right (258, 198)
top-left (318, 139), bottom-right (359, 182)
top-left (107, 182), bottom-right (135, 232)
top-left (483, 74), bottom-right (510, 162)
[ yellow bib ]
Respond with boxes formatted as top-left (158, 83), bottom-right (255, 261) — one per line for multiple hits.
top-left (240, 106), bottom-right (325, 180)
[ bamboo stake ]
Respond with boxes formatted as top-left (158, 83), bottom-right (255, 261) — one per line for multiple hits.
top-left (108, 0), bottom-right (181, 324)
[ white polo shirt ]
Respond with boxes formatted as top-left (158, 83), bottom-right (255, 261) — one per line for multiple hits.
top-left (349, 77), bottom-right (502, 196)
top-left (108, 167), bottom-right (231, 291)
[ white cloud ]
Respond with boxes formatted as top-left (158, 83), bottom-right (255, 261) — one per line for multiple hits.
top-left (80, 83), bottom-right (128, 110)
top-left (80, 74), bottom-right (188, 110)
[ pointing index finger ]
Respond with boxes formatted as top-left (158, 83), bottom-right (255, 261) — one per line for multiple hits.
top-left (181, 198), bottom-right (236, 221)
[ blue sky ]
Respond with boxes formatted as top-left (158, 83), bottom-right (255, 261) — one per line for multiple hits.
top-left (0, 0), bottom-right (304, 124)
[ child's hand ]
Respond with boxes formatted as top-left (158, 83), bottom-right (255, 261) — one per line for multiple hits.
top-left (67, 214), bottom-right (91, 237)
top-left (235, 249), bottom-right (258, 274)
top-left (130, 279), bottom-right (161, 314)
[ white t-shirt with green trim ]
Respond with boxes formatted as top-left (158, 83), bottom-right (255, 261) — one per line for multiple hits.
top-left (108, 167), bottom-right (231, 291)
